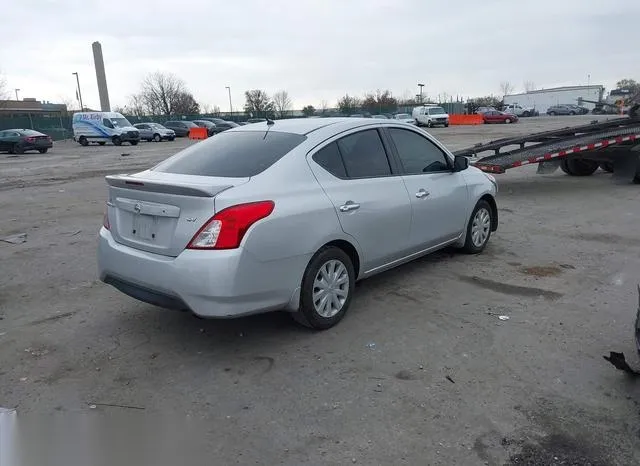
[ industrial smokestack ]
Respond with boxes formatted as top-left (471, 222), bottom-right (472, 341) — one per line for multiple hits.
top-left (92, 41), bottom-right (111, 112)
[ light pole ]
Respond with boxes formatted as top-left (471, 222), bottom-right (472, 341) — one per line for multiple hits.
top-left (225, 86), bottom-right (232, 116)
top-left (14, 88), bottom-right (20, 101)
top-left (418, 83), bottom-right (425, 103)
top-left (72, 72), bottom-right (84, 111)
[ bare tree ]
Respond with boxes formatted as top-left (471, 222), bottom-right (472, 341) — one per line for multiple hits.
top-left (500, 81), bottom-right (515, 97)
top-left (138, 71), bottom-right (198, 115)
top-left (244, 89), bottom-right (274, 117)
top-left (320, 100), bottom-right (329, 114)
top-left (362, 89), bottom-right (398, 114)
top-left (337, 94), bottom-right (361, 115)
top-left (273, 90), bottom-right (292, 118)
top-left (524, 81), bottom-right (536, 93)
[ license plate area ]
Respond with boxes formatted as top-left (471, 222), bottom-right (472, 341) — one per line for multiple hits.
top-left (132, 214), bottom-right (157, 240)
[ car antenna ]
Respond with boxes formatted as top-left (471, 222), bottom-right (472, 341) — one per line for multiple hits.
top-left (263, 117), bottom-right (275, 139)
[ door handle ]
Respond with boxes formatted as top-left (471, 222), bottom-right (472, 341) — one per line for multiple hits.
top-left (339, 201), bottom-right (360, 212)
top-left (415, 189), bottom-right (430, 198)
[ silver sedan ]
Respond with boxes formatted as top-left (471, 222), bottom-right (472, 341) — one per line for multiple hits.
top-left (98, 118), bottom-right (498, 329)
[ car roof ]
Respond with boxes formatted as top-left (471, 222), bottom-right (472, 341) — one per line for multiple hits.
top-left (230, 117), bottom-right (368, 135)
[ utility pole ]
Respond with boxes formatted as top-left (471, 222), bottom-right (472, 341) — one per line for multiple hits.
top-left (225, 86), bottom-right (233, 116)
top-left (418, 83), bottom-right (425, 103)
top-left (14, 88), bottom-right (20, 101)
top-left (72, 72), bottom-right (84, 111)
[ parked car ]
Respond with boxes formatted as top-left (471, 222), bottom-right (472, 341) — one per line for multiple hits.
top-left (502, 104), bottom-right (539, 117)
top-left (481, 110), bottom-right (518, 124)
top-left (200, 118), bottom-right (240, 132)
top-left (566, 104), bottom-right (589, 115)
top-left (133, 123), bottom-right (176, 142)
top-left (475, 106), bottom-right (497, 114)
top-left (98, 117), bottom-right (498, 330)
top-left (0, 129), bottom-right (53, 154)
top-left (192, 120), bottom-right (217, 137)
top-left (394, 113), bottom-right (417, 125)
top-left (546, 105), bottom-right (577, 116)
top-left (164, 120), bottom-right (199, 137)
top-left (412, 106), bottom-right (449, 127)
top-left (372, 114), bottom-right (389, 119)
top-left (246, 118), bottom-right (267, 124)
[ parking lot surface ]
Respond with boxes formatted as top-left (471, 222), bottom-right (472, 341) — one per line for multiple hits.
top-left (1, 116), bottom-right (639, 465)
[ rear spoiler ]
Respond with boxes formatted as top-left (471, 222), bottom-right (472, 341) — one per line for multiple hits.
top-left (105, 174), bottom-right (231, 198)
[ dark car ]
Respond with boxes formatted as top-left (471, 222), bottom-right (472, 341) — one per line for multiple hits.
top-left (481, 110), bottom-right (518, 124)
top-left (201, 118), bottom-right (240, 132)
top-left (0, 129), bottom-right (53, 154)
top-left (164, 120), bottom-right (199, 137)
top-left (566, 104), bottom-right (589, 115)
top-left (192, 120), bottom-right (218, 136)
top-left (246, 118), bottom-right (267, 124)
top-left (546, 105), bottom-right (577, 116)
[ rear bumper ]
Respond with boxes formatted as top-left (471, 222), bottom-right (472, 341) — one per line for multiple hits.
top-left (97, 228), bottom-right (308, 318)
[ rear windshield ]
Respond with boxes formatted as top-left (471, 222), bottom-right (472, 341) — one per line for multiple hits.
top-left (152, 130), bottom-right (306, 177)
top-left (20, 129), bottom-right (44, 136)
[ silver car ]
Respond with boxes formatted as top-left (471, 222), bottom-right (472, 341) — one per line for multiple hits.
top-left (133, 123), bottom-right (176, 142)
top-left (98, 118), bottom-right (498, 329)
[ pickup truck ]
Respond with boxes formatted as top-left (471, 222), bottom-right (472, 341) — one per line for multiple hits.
top-left (502, 104), bottom-right (539, 117)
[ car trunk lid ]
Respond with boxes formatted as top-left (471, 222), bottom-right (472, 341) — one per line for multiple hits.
top-left (105, 171), bottom-right (249, 257)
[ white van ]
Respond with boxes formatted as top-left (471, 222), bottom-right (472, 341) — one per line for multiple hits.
top-left (412, 105), bottom-right (450, 128)
top-left (72, 112), bottom-right (141, 146)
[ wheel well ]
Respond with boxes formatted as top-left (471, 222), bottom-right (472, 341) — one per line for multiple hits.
top-left (480, 194), bottom-right (498, 231)
top-left (325, 240), bottom-right (360, 278)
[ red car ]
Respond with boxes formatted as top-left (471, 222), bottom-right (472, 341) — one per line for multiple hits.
top-left (481, 110), bottom-right (518, 124)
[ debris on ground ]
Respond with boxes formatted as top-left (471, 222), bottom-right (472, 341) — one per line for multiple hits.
top-left (1, 233), bottom-right (27, 244)
top-left (365, 342), bottom-right (376, 349)
top-left (446, 375), bottom-right (455, 384)
top-left (87, 402), bottom-right (145, 410)
top-left (498, 315), bottom-right (510, 321)
top-left (121, 153), bottom-right (130, 157)
top-left (603, 352), bottom-right (640, 376)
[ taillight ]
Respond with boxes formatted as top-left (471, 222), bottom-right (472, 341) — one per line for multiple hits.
top-left (187, 201), bottom-right (274, 250)
top-left (25, 137), bottom-right (36, 143)
top-left (103, 205), bottom-right (110, 230)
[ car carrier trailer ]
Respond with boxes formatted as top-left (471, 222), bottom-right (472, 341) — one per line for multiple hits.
top-left (454, 109), bottom-right (640, 184)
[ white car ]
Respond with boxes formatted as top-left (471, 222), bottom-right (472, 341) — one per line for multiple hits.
top-left (394, 113), bottom-right (417, 125)
top-left (412, 106), bottom-right (450, 128)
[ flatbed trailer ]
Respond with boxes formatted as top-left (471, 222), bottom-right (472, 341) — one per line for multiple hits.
top-left (453, 115), bottom-right (640, 183)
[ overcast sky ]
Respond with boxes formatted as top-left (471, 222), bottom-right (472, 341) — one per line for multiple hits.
top-left (2, 0), bottom-right (639, 111)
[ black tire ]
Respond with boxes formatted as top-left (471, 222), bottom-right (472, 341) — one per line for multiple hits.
top-left (549, 111), bottom-right (556, 116)
top-left (523, 111), bottom-right (530, 117)
top-left (98, 142), bottom-right (106, 146)
top-left (292, 246), bottom-right (355, 330)
top-left (560, 157), bottom-right (599, 176)
top-left (79, 136), bottom-right (88, 146)
top-left (112, 136), bottom-right (122, 146)
top-left (14, 144), bottom-right (24, 154)
top-left (599, 161), bottom-right (614, 173)
top-left (153, 133), bottom-right (161, 142)
top-left (38, 148), bottom-right (48, 154)
top-left (505, 118), bottom-right (512, 124)
top-left (444, 123), bottom-right (449, 127)
top-left (462, 200), bottom-right (493, 254)
top-left (569, 111), bottom-right (576, 115)
top-left (130, 140), bottom-right (139, 146)
top-left (169, 137), bottom-right (175, 141)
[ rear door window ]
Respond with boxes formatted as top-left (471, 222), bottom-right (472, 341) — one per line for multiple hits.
top-left (152, 130), bottom-right (306, 177)
top-left (336, 129), bottom-right (391, 178)
top-left (313, 142), bottom-right (347, 178)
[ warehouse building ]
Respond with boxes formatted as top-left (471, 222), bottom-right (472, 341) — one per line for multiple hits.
top-left (503, 85), bottom-right (605, 113)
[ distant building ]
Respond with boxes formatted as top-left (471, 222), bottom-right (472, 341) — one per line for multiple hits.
top-left (0, 98), bottom-right (68, 117)
top-left (503, 85), bottom-right (605, 113)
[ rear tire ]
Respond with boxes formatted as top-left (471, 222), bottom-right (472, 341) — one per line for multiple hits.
top-left (112, 136), bottom-right (122, 146)
top-left (38, 148), bottom-right (48, 154)
top-left (98, 142), bottom-right (106, 146)
top-left (560, 157), bottom-right (599, 176)
top-left (79, 136), bottom-right (88, 146)
top-left (549, 111), bottom-right (556, 116)
top-left (292, 246), bottom-right (355, 330)
top-left (599, 161), bottom-right (614, 173)
top-left (130, 140), bottom-right (139, 146)
top-left (462, 200), bottom-right (493, 254)
top-left (153, 134), bottom-right (161, 142)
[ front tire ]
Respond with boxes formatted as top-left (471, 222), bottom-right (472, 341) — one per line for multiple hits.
top-left (462, 200), bottom-right (493, 254)
top-left (505, 118), bottom-right (512, 124)
top-left (153, 133), bottom-right (161, 142)
top-left (599, 161), bottom-right (614, 173)
top-left (79, 136), bottom-right (88, 146)
top-left (560, 157), bottom-right (599, 176)
top-left (293, 246), bottom-right (355, 330)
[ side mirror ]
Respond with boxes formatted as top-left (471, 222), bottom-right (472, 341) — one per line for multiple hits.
top-left (453, 155), bottom-right (469, 172)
